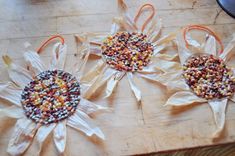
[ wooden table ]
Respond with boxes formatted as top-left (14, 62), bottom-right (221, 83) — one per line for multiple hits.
top-left (0, 0), bottom-right (235, 155)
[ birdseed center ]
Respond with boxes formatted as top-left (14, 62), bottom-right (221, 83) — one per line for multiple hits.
top-left (101, 32), bottom-right (154, 72)
top-left (21, 70), bottom-right (80, 125)
top-left (183, 54), bottom-right (235, 99)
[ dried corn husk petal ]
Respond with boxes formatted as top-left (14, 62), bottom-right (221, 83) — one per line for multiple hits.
top-left (80, 60), bottom-right (105, 84)
top-left (87, 33), bottom-right (108, 46)
top-left (219, 33), bottom-right (235, 61)
top-left (74, 34), bottom-right (93, 80)
top-left (150, 58), bottom-right (182, 73)
top-left (36, 123), bottom-right (56, 156)
top-left (0, 82), bottom-right (22, 106)
top-left (165, 91), bottom-right (207, 106)
top-left (155, 53), bottom-right (178, 61)
top-left (2, 55), bottom-right (32, 88)
top-left (0, 106), bottom-right (24, 118)
top-left (204, 35), bottom-right (217, 56)
top-left (53, 121), bottom-right (67, 154)
top-left (116, 0), bottom-right (136, 31)
top-left (176, 34), bottom-right (192, 64)
top-left (79, 98), bottom-right (112, 115)
top-left (50, 43), bottom-right (67, 70)
top-left (67, 109), bottom-right (105, 139)
top-left (208, 98), bottom-right (228, 138)
top-left (186, 34), bottom-right (201, 48)
top-left (83, 67), bottom-right (116, 99)
top-left (152, 45), bottom-right (166, 56)
top-left (139, 71), bottom-right (189, 92)
top-left (104, 71), bottom-right (125, 98)
top-left (127, 73), bottom-right (141, 102)
top-left (230, 93), bottom-right (235, 102)
top-left (137, 64), bottom-right (162, 74)
top-left (24, 51), bottom-right (46, 74)
top-left (146, 18), bottom-right (162, 42)
top-left (154, 32), bottom-right (176, 46)
top-left (7, 118), bottom-right (38, 156)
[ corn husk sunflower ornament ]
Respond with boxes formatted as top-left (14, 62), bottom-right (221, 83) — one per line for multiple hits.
top-left (0, 35), bottom-right (110, 155)
top-left (76, 0), bottom-right (175, 102)
top-left (144, 25), bottom-right (235, 138)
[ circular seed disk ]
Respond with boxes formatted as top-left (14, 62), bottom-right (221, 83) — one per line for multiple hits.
top-left (183, 54), bottom-right (235, 99)
top-left (21, 70), bottom-right (80, 125)
top-left (101, 32), bottom-right (154, 72)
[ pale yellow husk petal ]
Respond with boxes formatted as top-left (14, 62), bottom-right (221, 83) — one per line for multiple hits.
top-left (74, 35), bottom-right (92, 79)
top-left (67, 109), bottom-right (105, 140)
top-left (151, 32), bottom-right (176, 57)
top-left (229, 94), bottom-right (235, 102)
top-left (36, 123), bottom-right (56, 156)
top-left (53, 120), bottom-right (67, 154)
top-left (208, 98), bottom-right (228, 138)
top-left (152, 45), bottom-right (166, 56)
top-left (2, 55), bottom-right (32, 88)
top-left (116, 0), bottom-right (136, 31)
top-left (219, 33), bottom-right (235, 61)
top-left (127, 73), bottom-right (141, 102)
top-left (80, 60), bottom-right (105, 84)
top-left (137, 63), bottom-right (162, 74)
top-left (87, 33), bottom-right (108, 44)
top-left (85, 33), bottom-right (107, 56)
top-left (146, 18), bottom-right (162, 42)
top-left (155, 53), bottom-right (178, 61)
top-left (110, 18), bottom-right (121, 35)
top-left (186, 34), bottom-right (201, 49)
top-left (112, 17), bottom-right (135, 32)
top-left (7, 118), bottom-right (39, 156)
top-left (154, 32), bottom-right (176, 47)
top-left (0, 82), bottom-right (22, 106)
top-left (24, 51), bottom-right (46, 74)
top-left (103, 71), bottom-right (125, 98)
top-left (176, 34), bottom-right (192, 64)
top-left (139, 71), bottom-right (189, 92)
top-left (76, 43), bottom-right (91, 79)
top-left (0, 105), bottom-right (24, 118)
top-left (79, 98), bottom-right (112, 115)
top-left (50, 43), bottom-right (67, 70)
top-left (83, 67), bottom-right (116, 99)
top-left (150, 58), bottom-right (182, 73)
top-left (162, 72), bottom-right (189, 91)
top-left (165, 91), bottom-right (207, 106)
top-left (204, 35), bottom-right (217, 56)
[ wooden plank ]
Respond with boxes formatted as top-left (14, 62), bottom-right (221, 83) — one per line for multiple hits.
top-left (0, 0), bottom-right (235, 156)
top-left (0, 0), bottom-right (220, 21)
top-left (0, 8), bottom-right (234, 39)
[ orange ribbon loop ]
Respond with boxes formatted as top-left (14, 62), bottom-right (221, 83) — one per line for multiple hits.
top-left (183, 25), bottom-right (224, 54)
top-left (37, 35), bottom-right (65, 54)
top-left (134, 4), bottom-right (155, 32)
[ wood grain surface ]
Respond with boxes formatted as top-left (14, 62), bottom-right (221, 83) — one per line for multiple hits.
top-left (0, 0), bottom-right (234, 155)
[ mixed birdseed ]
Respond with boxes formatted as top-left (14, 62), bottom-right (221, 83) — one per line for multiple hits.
top-left (183, 54), bottom-right (235, 99)
top-left (101, 32), bottom-right (154, 72)
top-left (21, 70), bottom-right (80, 125)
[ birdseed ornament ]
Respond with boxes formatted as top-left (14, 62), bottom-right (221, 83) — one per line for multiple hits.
top-left (0, 35), bottom-right (110, 156)
top-left (142, 25), bottom-right (235, 138)
top-left (76, 0), bottom-right (175, 102)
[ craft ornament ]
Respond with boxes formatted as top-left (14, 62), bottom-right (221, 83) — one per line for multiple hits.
top-left (76, 0), bottom-right (176, 102)
top-left (141, 25), bottom-right (235, 138)
top-left (0, 35), bottom-right (111, 156)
